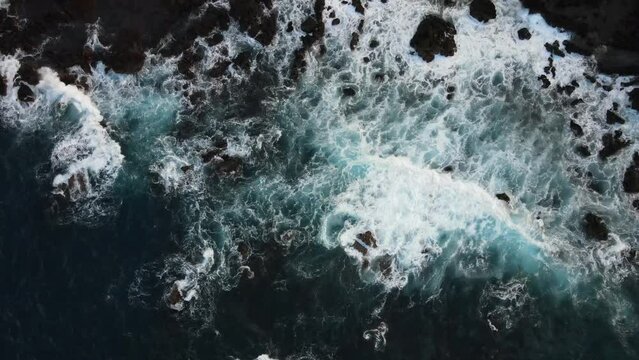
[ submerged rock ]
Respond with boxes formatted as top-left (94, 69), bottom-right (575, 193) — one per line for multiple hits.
top-left (598, 130), bottom-right (631, 160)
top-left (606, 110), bottom-right (625, 125)
top-left (342, 87), bottom-right (357, 97)
top-left (622, 152), bottom-right (639, 193)
top-left (410, 15), bottom-right (457, 62)
top-left (17, 85), bottom-right (35, 102)
top-left (629, 88), bottom-right (639, 111)
top-left (583, 213), bottom-right (609, 241)
top-left (469, 0), bottom-right (496, 22)
top-left (0, 75), bottom-right (6, 96)
top-left (569, 121), bottom-right (584, 137)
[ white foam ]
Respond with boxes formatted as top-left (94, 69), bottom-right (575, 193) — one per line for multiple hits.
top-left (36, 68), bottom-right (124, 207)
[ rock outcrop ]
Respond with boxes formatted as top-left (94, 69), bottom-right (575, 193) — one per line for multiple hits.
top-left (410, 15), bottom-right (457, 62)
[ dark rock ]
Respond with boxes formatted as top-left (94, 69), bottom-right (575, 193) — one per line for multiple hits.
top-left (207, 60), bottom-right (232, 78)
top-left (629, 88), bottom-right (639, 111)
top-left (358, 231), bottom-right (378, 248)
top-left (17, 61), bottom-right (40, 85)
top-left (595, 47), bottom-right (639, 76)
top-left (103, 31), bottom-right (146, 74)
top-left (229, 0), bottom-right (278, 46)
top-left (286, 21), bottom-right (294, 32)
top-left (633, 200), bottom-right (639, 211)
top-left (167, 283), bottom-right (183, 308)
top-left (342, 87), bottom-right (357, 97)
top-left (599, 130), bottom-right (631, 160)
top-left (575, 145), bottom-right (591, 157)
top-left (410, 15), bottom-right (457, 62)
top-left (570, 98), bottom-right (584, 107)
top-left (0, 75), bottom-right (6, 97)
top-left (517, 28), bottom-right (531, 40)
top-left (369, 39), bottom-right (380, 49)
top-left (352, 0), bottom-right (365, 14)
top-left (544, 41), bottom-right (565, 57)
top-left (290, 0), bottom-right (325, 80)
top-left (496, 193), bottom-right (510, 203)
top-left (443, 165), bottom-right (454, 172)
top-left (570, 121), bottom-right (584, 137)
top-left (538, 75), bottom-right (551, 88)
top-left (470, 0), bottom-right (497, 22)
top-left (332, 18), bottom-right (341, 25)
top-left (583, 213), bottom-right (609, 241)
top-left (180, 165), bottom-right (193, 173)
top-left (622, 152), bottom-right (639, 193)
top-left (233, 51), bottom-right (252, 71)
top-left (17, 84), bottom-right (35, 102)
top-left (606, 110), bottom-right (625, 124)
top-left (301, 17), bottom-right (319, 33)
top-left (377, 254), bottom-right (393, 277)
top-left (350, 32), bottom-right (360, 50)
top-left (563, 39), bottom-right (593, 56)
top-left (237, 241), bottom-right (251, 260)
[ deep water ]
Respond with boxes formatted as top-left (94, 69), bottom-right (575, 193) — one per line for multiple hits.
top-left (2, 0), bottom-right (639, 359)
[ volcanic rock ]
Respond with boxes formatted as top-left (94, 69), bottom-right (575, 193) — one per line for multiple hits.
top-left (496, 193), bottom-right (510, 203)
top-left (410, 15), bottom-right (457, 62)
top-left (517, 28), bottom-right (531, 40)
top-left (583, 213), bottom-right (609, 241)
top-left (17, 85), bottom-right (35, 102)
top-left (606, 110), bottom-right (625, 125)
top-left (622, 152), bottom-right (639, 193)
top-left (598, 130), bottom-right (631, 160)
top-left (570, 121), bottom-right (584, 137)
top-left (470, 0), bottom-right (497, 22)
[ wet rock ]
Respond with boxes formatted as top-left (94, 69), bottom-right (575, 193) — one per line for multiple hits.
top-left (570, 121), bottom-right (584, 137)
top-left (352, 0), bottom-right (365, 14)
top-left (629, 88), bottom-right (639, 111)
top-left (563, 39), bottom-right (593, 56)
top-left (103, 31), bottom-right (146, 74)
top-left (17, 84), bottom-right (35, 102)
top-left (0, 75), bottom-right (7, 96)
top-left (167, 283), bottom-right (184, 310)
top-left (17, 61), bottom-right (40, 85)
top-left (410, 15), bottom-right (457, 62)
top-left (518, 28), bottom-right (531, 40)
top-left (301, 17), bottom-right (320, 34)
top-left (496, 193), bottom-right (510, 203)
top-left (470, 0), bottom-right (496, 22)
top-left (606, 110), bottom-right (625, 125)
top-left (622, 152), bottom-right (639, 193)
top-left (207, 60), bottom-right (232, 78)
top-left (229, 0), bottom-right (278, 46)
top-left (544, 41), bottom-right (565, 57)
top-left (358, 231), bottom-right (378, 248)
top-left (575, 145), bottom-right (591, 157)
top-left (583, 213), bottom-right (609, 241)
top-left (598, 130), bottom-right (631, 160)
top-left (332, 18), bottom-right (341, 25)
top-left (622, 248), bottom-right (637, 263)
top-left (215, 155), bottom-right (243, 175)
top-left (180, 165), bottom-right (193, 173)
top-left (557, 84), bottom-right (575, 96)
top-left (350, 32), bottom-right (360, 50)
top-left (342, 87), bottom-right (357, 97)
top-left (369, 39), bottom-right (380, 49)
top-left (538, 75), bottom-right (551, 88)
top-left (237, 241), bottom-right (251, 260)
top-left (633, 200), bottom-right (639, 211)
top-left (443, 165), bottom-right (454, 172)
top-left (290, 0), bottom-right (325, 80)
top-left (233, 51), bottom-right (252, 71)
top-left (570, 98), bottom-right (584, 107)
top-left (286, 21), bottom-right (294, 32)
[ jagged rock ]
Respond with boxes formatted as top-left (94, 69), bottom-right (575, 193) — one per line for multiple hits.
top-left (369, 39), bottom-right (380, 49)
top-left (563, 39), bottom-right (593, 56)
top-left (103, 31), bottom-right (146, 74)
top-left (538, 75), bottom-right (551, 88)
top-left (599, 130), bottom-right (631, 160)
top-left (570, 121), bottom-right (584, 137)
top-left (518, 28), bottom-right (531, 40)
top-left (17, 85), bottom-right (35, 102)
top-left (470, 0), bottom-right (497, 22)
top-left (606, 110), bottom-right (625, 124)
top-left (332, 18), bottom-right (340, 25)
top-left (629, 88), bottom-right (639, 111)
top-left (352, 0), bottom-right (365, 14)
top-left (570, 98), bottom-right (584, 107)
top-left (633, 200), bottom-right (639, 211)
top-left (544, 41), bottom-right (565, 57)
top-left (229, 0), bottom-right (277, 46)
top-left (575, 145), bottom-right (591, 157)
top-left (207, 60), bottom-right (232, 78)
top-left (0, 75), bottom-right (7, 96)
top-left (496, 193), bottom-right (510, 203)
top-left (622, 152), bottom-right (639, 193)
top-left (350, 32), bottom-right (360, 50)
top-left (583, 213), bottom-right (609, 241)
top-left (352, 231), bottom-right (378, 255)
top-left (410, 15), bottom-right (457, 62)
top-left (17, 61), bottom-right (40, 85)
top-left (377, 254), bottom-right (393, 277)
top-left (233, 51), bottom-right (252, 71)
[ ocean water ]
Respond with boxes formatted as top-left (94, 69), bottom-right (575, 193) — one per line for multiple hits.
top-left (1, 0), bottom-right (639, 359)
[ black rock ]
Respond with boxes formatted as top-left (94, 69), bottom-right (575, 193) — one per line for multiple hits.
top-left (207, 60), bottom-right (232, 78)
top-left (332, 18), bottom-right (341, 25)
top-left (352, 0), bottom-right (365, 14)
top-left (286, 21), bottom-right (294, 32)
top-left (563, 39), bottom-right (593, 56)
top-left (575, 145), bottom-right (591, 157)
top-left (606, 110), bottom-right (625, 125)
top-left (538, 75), bottom-right (551, 88)
top-left (633, 200), bottom-right (639, 211)
top-left (233, 51), bottom-right (252, 71)
top-left (622, 152), bottom-right (639, 193)
top-left (350, 32), bottom-right (360, 50)
top-left (570, 121), bottom-right (584, 137)
top-left (599, 130), bottom-right (631, 160)
top-left (443, 165), bottom-right (454, 172)
top-left (342, 87), bottom-right (357, 97)
top-left (470, 0), bottom-right (497, 22)
top-left (517, 28), bottom-right (531, 40)
top-left (583, 213), bottom-right (609, 241)
top-left (17, 61), bottom-right (40, 85)
top-left (496, 193), bottom-right (510, 203)
top-left (544, 41), bottom-right (565, 57)
top-left (301, 17), bottom-right (319, 34)
top-left (229, 0), bottom-right (278, 46)
top-left (629, 88), bottom-right (639, 111)
top-left (0, 75), bottom-right (6, 97)
top-left (17, 84), bottom-right (35, 102)
top-left (570, 98), bottom-right (584, 107)
top-left (410, 15), bottom-right (457, 62)
top-left (369, 39), bottom-right (380, 49)
top-left (103, 31), bottom-right (146, 74)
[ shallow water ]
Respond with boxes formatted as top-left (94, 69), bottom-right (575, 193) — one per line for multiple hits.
top-left (1, 0), bottom-right (639, 359)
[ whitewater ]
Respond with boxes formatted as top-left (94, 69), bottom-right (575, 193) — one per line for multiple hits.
top-left (1, 0), bottom-right (638, 358)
